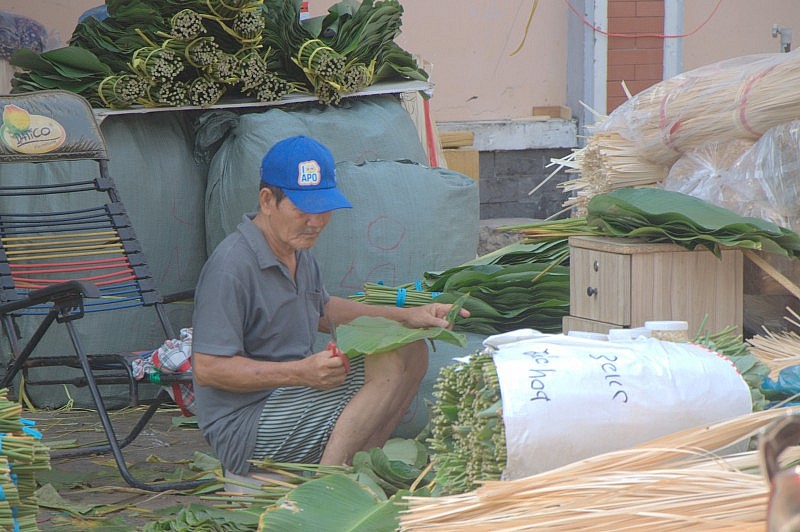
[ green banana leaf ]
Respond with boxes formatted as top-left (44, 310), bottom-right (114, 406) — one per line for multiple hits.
top-left (587, 188), bottom-right (800, 259)
top-left (258, 473), bottom-right (401, 532)
top-left (335, 316), bottom-right (466, 357)
top-left (382, 437), bottom-right (428, 470)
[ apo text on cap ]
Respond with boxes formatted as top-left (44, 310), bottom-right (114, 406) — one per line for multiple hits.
top-left (260, 135), bottom-right (352, 214)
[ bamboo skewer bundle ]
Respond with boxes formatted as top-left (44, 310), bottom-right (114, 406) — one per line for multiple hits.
top-left (553, 132), bottom-right (671, 214)
top-left (556, 49), bottom-right (800, 213)
top-left (401, 408), bottom-right (799, 531)
top-left (748, 307), bottom-right (800, 379)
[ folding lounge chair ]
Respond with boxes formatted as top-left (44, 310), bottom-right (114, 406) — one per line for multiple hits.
top-left (0, 90), bottom-right (203, 492)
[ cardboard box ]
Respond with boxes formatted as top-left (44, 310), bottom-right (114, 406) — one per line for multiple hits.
top-left (439, 130), bottom-right (475, 149)
top-left (443, 148), bottom-right (479, 181)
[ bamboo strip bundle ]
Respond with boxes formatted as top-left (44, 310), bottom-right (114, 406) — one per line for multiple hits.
top-left (403, 467), bottom-right (768, 531)
top-left (602, 50), bottom-right (800, 168)
top-left (557, 50), bottom-right (800, 213)
top-left (553, 132), bottom-right (670, 214)
top-left (748, 308), bottom-right (800, 379)
top-left (402, 408), bottom-right (799, 530)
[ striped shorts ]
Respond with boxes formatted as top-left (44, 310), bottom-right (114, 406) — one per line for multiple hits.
top-left (252, 355), bottom-right (365, 464)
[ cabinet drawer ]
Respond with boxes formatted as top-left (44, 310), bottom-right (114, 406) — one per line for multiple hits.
top-left (570, 247), bottom-right (631, 325)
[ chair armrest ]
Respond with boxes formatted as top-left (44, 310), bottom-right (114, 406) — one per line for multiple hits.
top-left (0, 280), bottom-right (101, 314)
top-left (161, 288), bottom-right (195, 305)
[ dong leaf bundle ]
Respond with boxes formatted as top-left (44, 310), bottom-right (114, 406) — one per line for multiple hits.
top-left (587, 188), bottom-right (800, 259)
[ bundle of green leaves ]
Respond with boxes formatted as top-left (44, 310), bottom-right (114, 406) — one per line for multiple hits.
top-left (587, 188), bottom-right (800, 259)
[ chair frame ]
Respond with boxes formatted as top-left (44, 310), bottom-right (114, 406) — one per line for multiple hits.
top-left (0, 90), bottom-right (204, 492)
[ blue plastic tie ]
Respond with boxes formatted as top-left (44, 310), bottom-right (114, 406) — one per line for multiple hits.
top-left (0, 484), bottom-right (5, 502)
top-left (19, 419), bottom-right (34, 427)
top-left (414, 280), bottom-right (423, 291)
top-left (377, 280), bottom-right (384, 285)
top-left (395, 288), bottom-right (406, 307)
top-left (431, 291), bottom-right (442, 298)
top-left (22, 426), bottom-right (42, 439)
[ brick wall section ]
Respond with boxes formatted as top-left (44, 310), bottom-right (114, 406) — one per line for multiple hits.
top-left (607, 0), bottom-right (664, 112)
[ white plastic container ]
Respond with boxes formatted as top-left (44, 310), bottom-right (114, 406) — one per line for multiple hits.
top-left (607, 327), bottom-right (652, 341)
top-left (644, 320), bottom-right (689, 342)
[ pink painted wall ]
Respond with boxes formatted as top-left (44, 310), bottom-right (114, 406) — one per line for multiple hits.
top-left (682, 0), bottom-right (800, 71)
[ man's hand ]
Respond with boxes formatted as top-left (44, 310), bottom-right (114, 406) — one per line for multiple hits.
top-left (302, 349), bottom-right (349, 390)
top-left (401, 302), bottom-right (470, 329)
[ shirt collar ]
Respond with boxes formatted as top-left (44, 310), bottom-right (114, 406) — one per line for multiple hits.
top-left (238, 213), bottom-right (281, 270)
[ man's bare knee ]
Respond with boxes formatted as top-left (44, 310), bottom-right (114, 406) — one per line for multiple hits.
top-left (365, 340), bottom-right (428, 383)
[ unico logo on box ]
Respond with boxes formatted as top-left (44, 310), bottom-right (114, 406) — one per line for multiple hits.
top-left (297, 160), bottom-right (321, 186)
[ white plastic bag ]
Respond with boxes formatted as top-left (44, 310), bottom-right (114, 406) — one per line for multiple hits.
top-left (489, 334), bottom-right (752, 479)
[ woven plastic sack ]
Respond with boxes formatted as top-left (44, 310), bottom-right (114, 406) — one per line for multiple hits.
top-left (202, 94), bottom-right (429, 253)
top-left (313, 160), bottom-right (478, 296)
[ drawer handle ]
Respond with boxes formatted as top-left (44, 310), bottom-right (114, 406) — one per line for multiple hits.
top-left (586, 286), bottom-right (598, 297)
top-left (593, 260), bottom-right (599, 272)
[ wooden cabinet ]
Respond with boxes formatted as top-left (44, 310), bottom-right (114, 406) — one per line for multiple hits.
top-left (563, 236), bottom-right (743, 336)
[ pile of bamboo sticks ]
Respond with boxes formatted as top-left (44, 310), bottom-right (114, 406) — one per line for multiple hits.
top-left (401, 408), bottom-right (798, 530)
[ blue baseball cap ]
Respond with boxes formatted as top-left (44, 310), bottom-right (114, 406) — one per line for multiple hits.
top-left (260, 135), bottom-right (352, 214)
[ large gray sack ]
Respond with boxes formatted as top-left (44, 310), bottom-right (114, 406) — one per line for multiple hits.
top-left (203, 94), bottom-right (429, 253)
top-left (313, 160), bottom-right (478, 296)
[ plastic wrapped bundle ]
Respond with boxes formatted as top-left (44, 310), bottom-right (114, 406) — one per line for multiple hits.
top-left (663, 120), bottom-right (800, 232)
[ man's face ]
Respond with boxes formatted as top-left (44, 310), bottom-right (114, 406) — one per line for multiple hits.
top-left (268, 191), bottom-right (332, 250)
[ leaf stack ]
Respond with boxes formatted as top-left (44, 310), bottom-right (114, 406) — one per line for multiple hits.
top-left (587, 188), bottom-right (800, 259)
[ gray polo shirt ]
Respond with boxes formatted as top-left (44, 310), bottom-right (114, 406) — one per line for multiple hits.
top-left (192, 213), bottom-right (329, 474)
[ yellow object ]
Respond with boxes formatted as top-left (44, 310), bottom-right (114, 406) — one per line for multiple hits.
top-left (443, 149), bottom-right (479, 181)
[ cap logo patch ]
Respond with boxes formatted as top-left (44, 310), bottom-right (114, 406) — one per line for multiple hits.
top-left (297, 160), bottom-right (321, 186)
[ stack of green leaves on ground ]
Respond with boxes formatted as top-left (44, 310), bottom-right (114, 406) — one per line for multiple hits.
top-left (587, 188), bottom-right (800, 258)
top-left (426, 262), bottom-right (570, 334)
top-left (194, 438), bottom-right (431, 531)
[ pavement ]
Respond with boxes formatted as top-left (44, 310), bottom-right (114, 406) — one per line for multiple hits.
top-left (23, 404), bottom-right (235, 531)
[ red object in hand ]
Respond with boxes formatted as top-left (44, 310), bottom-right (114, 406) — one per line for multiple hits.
top-left (325, 315), bottom-right (350, 373)
top-left (327, 340), bottom-right (350, 374)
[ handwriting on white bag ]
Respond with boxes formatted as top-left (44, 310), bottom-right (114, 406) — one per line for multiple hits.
top-left (524, 349), bottom-right (555, 402)
top-left (589, 352), bottom-right (629, 403)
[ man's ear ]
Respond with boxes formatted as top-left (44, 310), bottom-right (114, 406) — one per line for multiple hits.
top-left (259, 186), bottom-right (274, 212)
